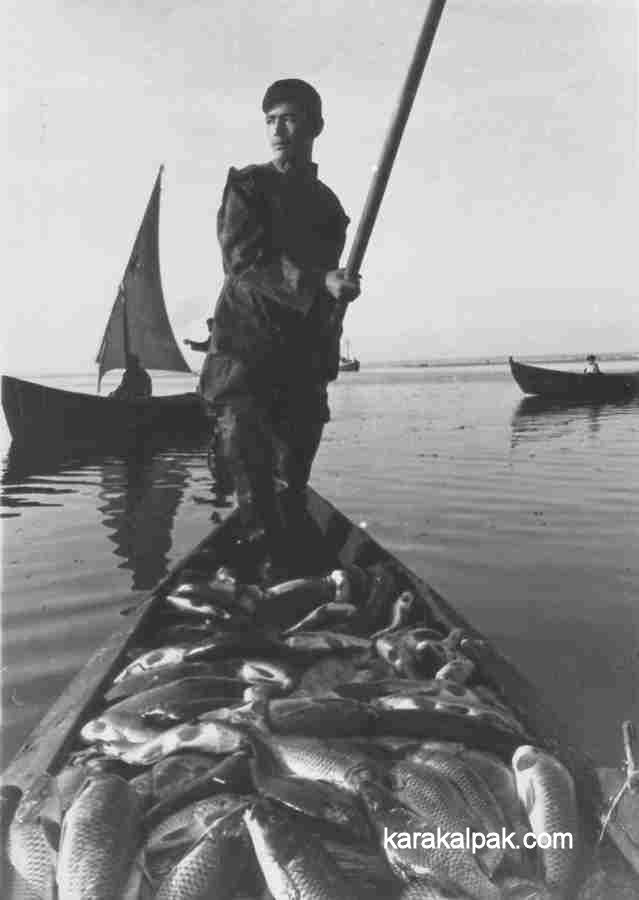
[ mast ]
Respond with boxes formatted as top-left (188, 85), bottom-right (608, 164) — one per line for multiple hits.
top-left (121, 285), bottom-right (131, 361)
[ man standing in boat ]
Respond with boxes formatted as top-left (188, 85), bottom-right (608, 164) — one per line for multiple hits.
top-left (584, 354), bottom-right (601, 374)
top-left (200, 78), bottom-right (360, 568)
top-left (109, 353), bottom-right (152, 400)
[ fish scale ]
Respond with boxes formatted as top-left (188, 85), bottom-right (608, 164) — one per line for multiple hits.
top-left (361, 782), bottom-right (501, 900)
top-left (244, 801), bottom-right (356, 900)
top-left (261, 734), bottom-right (387, 793)
top-left (406, 750), bottom-right (512, 872)
top-left (57, 773), bottom-right (143, 900)
top-left (7, 776), bottom-right (60, 900)
top-left (391, 760), bottom-right (479, 834)
top-left (458, 750), bottom-right (531, 847)
top-left (154, 805), bottom-right (253, 900)
top-left (512, 746), bottom-right (579, 892)
top-left (146, 793), bottom-right (252, 851)
top-left (7, 819), bottom-right (57, 900)
top-left (397, 879), bottom-right (472, 899)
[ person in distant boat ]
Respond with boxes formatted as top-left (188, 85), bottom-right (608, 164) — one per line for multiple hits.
top-left (109, 353), bottom-right (152, 400)
top-left (199, 78), bottom-right (360, 567)
top-left (184, 318), bottom-right (214, 352)
top-left (584, 354), bottom-right (601, 375)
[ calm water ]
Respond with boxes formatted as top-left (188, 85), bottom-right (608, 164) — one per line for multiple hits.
top-left (1, 364), bottom-right (638, 766)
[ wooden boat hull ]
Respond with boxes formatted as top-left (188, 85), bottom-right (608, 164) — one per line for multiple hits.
top-left (2, 487), bottom-right (635, 892)
top-left (2, 375), bottom-right (209, 445)
top-left (509, 358), bottom-right (639, 399)
top-left (339, 358), bottom-right (360, 372)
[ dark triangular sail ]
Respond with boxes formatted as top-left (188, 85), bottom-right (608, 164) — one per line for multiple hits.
top-left (96, 166), bottom-right (191, 388)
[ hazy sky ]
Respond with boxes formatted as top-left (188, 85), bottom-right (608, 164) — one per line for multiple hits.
top-left (4, 0), bottom-right (638, 373)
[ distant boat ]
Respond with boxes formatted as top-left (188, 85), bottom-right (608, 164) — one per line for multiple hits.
top-left (509, 356), bottom-right (639, 400)
top-left (338, 339), bottom-right (360, 373)
top-left (2, 167), bottom-right (208, 445)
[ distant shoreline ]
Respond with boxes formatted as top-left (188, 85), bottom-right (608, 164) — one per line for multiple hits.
top-left (383, 353), bottom-right (639, 369)
top-left (5, 353), bottom-right (639, 379)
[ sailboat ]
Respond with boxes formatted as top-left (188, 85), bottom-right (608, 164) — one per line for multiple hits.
top-left (2, 167), bottom-right (208, 446)
top-left (338, 338), bottom-right (360, 372)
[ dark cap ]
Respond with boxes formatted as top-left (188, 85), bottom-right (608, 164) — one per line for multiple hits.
top-left (586, 354), bottom-right (597, 361)
top-left (262, 79), bottom-right (323, 134)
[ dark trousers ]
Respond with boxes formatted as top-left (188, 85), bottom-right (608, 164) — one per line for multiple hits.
top-left (200, 351), bottom-right (328, 556)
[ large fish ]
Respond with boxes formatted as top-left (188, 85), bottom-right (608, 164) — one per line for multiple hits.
top-left (184, 630), bottom-right (290, 662)
top-left (154, 805), bottom-right (254, 900)
top-left (498, 876), bottom-right (558, 899)
top-left (83, 677), bottom-right (252, 747)
top-left (103, 675), bottom-right (248, 722)
top-left (145, 752), bottom-right (254, 828)
top-left (150, 621), bottom-right (239, 646)
top-left (295, 655), bottom-right (393, 697)
top-left (164, 594), bottom-right (246, 624)
top-left (511, 746), bottom-right (580, 893)
top-left (114, 656), bottom-right (298, 696)
top-left (266, 695), bottom-right (375, 737)
top-left (283, 631), bottom-right (372, 655)
top-left (375, 627), bottom-right (449, 678)
top-left (361, 564), bottom-right (402, 631)
top-left (100, 720), bottom-right (247, 766)
top-left (283, 601), bottom-right (360, 635)
top-left (114, 644), bottom-right (196, 682)
top-left (371, 590), bottom-right (419, 638)
top-left (129, 751), bottom-right (224, 805)
top-left (255, 734), bottom-right (388, 794)
top-left (373, 683), bottom-right (525, 736)
top-left (146, 793), bottom-right (253, 854)
top-left (7, 776), bottom-right (60, 900)
top-left (390, 761), bottom-right (476, 832)
top-left (397, 879), bottom-right (474, 898)
top-left (250, 571), bottom-right (348, 630)
top-left (167, 577), bottom-right (260, 615)
top-left (403, 750), bottom-right (511, 874)
top-left (104, 662), bottom-right (231, 702)
top-left (458, 749), bottom-right (531, 857)
top-left (57, 773), bottom-right (143, 900)
top-left (372, 702), bottom-right (525, 756)
top-left (252, 771), bottom-right (373, 843)
top-left (321, 838), bottom-right (401, 899)
top-left (361, 783), bottom-right (501, 900)
top-left (435, 657), bottom-right (476, 684)
top-left (114, 631), bottom-right (288, 683)
top-left (336, 679), bottom-right (483, 705)
top-left (244, 800), bottom-right (355, 899)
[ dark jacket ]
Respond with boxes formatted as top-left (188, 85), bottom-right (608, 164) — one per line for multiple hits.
top-left (110, 367), bottom-right (152, 401)
top-left (210, 162), bottom-right (349, 385)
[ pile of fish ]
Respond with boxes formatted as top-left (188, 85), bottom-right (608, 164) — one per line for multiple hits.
top-left (1, 556), bottom-right (628, 899)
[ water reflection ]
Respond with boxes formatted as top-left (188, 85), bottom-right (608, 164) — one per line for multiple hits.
top-left (510, 395), bottom-right (639, 447)
top-left (1, 436), bottom-right (212, 589)
top-left (98, 449), bottom-right (189, 589)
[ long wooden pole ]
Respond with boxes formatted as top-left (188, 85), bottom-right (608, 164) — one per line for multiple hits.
top-left (343, 0), bottom-right (448, 285)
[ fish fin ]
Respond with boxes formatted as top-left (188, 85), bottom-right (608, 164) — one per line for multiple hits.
top-left (41, 817), bottom-right (61, 855)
